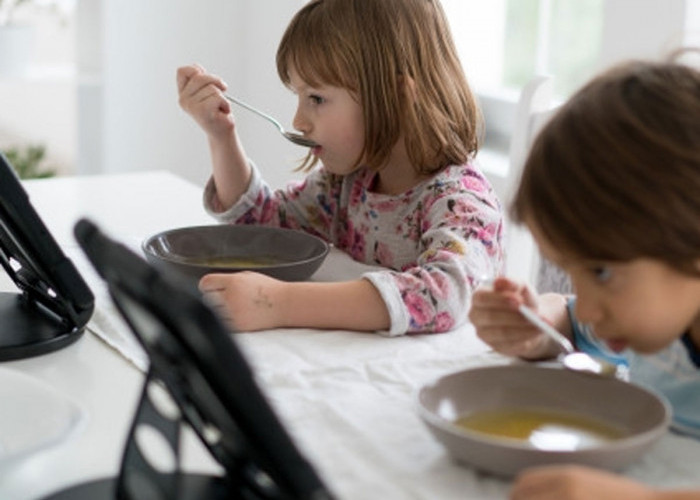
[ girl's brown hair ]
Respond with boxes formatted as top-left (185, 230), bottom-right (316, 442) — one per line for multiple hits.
top-left (276, 0), bottom-right (482, 173)
top-left (512, 55), bottom-right (700, 276)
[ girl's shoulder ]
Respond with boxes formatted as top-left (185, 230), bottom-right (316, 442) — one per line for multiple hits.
top-left (425, 160), bottom-right (490, 186)
top-left (420, 161), bottom-right (499, 204)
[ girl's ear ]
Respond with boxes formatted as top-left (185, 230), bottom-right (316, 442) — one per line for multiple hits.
top-left (398, 74), bottom-right (417, 103)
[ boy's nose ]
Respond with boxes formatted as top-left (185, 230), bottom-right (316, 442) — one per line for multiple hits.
top-left (573, 292), bottom-right (603, 328)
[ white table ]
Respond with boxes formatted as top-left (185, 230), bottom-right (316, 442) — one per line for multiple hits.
top-left (1, 171), bottom-right (698, 500)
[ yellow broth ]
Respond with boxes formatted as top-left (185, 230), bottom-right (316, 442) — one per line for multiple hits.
top-left (185, 255), bottom-right (286, 268)
top-left (455, 408), bottom-right (626, 451)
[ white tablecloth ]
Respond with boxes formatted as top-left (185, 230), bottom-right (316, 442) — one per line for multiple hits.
top-left (80, 247), bottom-right (700, 500)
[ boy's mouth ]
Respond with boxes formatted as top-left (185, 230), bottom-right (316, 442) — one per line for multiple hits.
top-left (604, 339), bottom-right (628, 353)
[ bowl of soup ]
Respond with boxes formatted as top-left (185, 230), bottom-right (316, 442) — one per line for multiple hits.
top-left (142, 225), bottom-right (330, 283)
top-left (417, 364), bottom-right (670, 477)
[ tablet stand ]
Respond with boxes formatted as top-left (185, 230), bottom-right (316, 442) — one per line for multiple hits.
top-left (43, 368), bottom-right (233, 499)
top-left (0, 290), bottom-right (84, 360)
top-left (43, 219), bottom-right (334, 500)
top-left (0, 152), bottom-right (94, 361)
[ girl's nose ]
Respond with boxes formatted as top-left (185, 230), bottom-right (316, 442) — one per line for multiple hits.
top-left (292, 103), bottom-right (310, 134)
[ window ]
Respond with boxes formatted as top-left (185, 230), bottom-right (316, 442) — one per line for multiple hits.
top-left (442, 0), bottom-right (604, 100)
top-left (441, 0), bottom-right (696, 167)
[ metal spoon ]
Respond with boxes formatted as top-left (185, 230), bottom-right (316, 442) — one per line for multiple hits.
top-left (224, 94), bottom-right (318, 148)
top-left (517, 304), bottom-right (620, 378)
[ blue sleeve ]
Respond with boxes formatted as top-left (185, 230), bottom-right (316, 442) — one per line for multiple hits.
top-left (566, 297), bottom-right (629, 368)
top-left (681, 333), bottom-right (700, 368)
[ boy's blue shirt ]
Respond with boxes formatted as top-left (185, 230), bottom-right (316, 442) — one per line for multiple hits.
top-left (567, 298), bottom-right (700, 439)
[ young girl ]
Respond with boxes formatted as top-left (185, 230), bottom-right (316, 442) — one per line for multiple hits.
top-left (176, 0), bottom-right (503, 336)
top-left (469, 56), bottom-right (700, 499)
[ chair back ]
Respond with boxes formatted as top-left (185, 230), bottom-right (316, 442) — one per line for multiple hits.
top-left (502, 76), bottom-right (559, 283)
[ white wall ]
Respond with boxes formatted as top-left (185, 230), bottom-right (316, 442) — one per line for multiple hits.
top-left (598, 0), bottom-right (698, 70)
top-left (0, 76), bottom-right (76, 172)
top-left (89, 0), bottom-right (306, 188)
top-left (685, 0), bottom-right (700, 45)
top-left (0, 9), bottom-right (77, 174)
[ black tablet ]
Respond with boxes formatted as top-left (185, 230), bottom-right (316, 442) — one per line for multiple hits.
top-left (65, 218), bottom-right (334, 500)
top-left (0, 153), bottom-right (94, 360)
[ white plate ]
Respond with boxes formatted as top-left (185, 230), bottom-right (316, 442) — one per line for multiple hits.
top-left (0, 367), bottom-right (84, 463)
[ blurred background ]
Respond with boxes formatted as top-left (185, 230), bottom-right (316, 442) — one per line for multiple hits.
top-left (0, 0), bottom-right (698, 187)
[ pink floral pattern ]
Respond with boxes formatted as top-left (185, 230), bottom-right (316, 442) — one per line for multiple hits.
top-left (205, 162), bottom-right (504, 335)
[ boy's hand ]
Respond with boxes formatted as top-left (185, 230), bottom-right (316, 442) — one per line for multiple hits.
top-left (176, 64), bottom-right (234, 140)
top-left (468, 277), bottom-right (564, 360)
top-left (511, 465), bottom-right (655, 500)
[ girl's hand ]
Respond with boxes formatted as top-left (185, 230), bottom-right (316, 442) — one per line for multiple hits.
top-left (199, 271), bottom-right (287, 331)
top-left (468, 277), bottom-right (566, 360)
top-left (176, 64), bottom-right (234, 141)
top-left (510, 465), bottom-right (656, 500)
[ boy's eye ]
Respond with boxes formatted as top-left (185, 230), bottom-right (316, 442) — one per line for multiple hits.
top-left (592, 266), bottom-right (613, 283)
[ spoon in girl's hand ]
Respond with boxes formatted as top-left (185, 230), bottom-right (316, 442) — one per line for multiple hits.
top-left (517, 304), bottom-right (620, 378)
top-left (224, 94), bottom-right (318, 148)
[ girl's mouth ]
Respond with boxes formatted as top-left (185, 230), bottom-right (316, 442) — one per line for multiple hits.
top-left (311, 145), bottom-right (322, 156)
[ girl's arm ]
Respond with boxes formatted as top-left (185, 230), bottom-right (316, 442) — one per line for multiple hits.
top-left (199, 168), bottom-right (391, 332)
top-left (361, 175), bottom-right (506, 335)
top-left (176, 64), bottom-right (251, 210)
top-left (199, 272), bottom-right (390, 332)
top-left (207, 126), bottom-right (251, 211)
top-left (202, 164), bottom-right (338, 241)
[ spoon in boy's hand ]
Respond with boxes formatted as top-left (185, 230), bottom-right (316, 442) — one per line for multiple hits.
top-left (517, 304), bottom-right (620, 378)
top-left (224, 94), bottom-right (318, 148)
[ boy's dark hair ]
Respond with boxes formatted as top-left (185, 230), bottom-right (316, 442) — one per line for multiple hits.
top-left (513, 53), bottom-right (700, 276)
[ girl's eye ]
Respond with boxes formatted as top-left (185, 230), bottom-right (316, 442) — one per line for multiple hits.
top-left (309, 94), bottom-right (324, 105)
top-left (592, 266), bottom-right (613, 283)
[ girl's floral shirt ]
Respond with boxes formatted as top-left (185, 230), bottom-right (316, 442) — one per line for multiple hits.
top-left (204, 161), bottom-right (504, 336)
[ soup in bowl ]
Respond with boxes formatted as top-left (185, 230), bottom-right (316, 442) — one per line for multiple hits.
top-left (417, 363), bottom-right (670, 477)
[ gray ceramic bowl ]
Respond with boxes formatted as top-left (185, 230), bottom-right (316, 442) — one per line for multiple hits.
top-left (142, 225), bottom-right (329, 283)
top-left (418, 364), bottom-right (670, 477)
